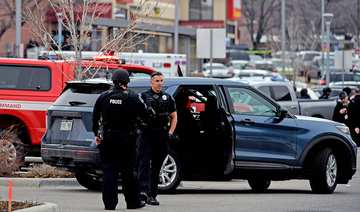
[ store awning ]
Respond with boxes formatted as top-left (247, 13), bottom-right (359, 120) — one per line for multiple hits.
top-left (179, 20), bottom-right (224, 29)
top-left (45, 3), bottom-right (112, 22)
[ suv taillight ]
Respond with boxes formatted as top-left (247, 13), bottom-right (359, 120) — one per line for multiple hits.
top-left (320, 79), bottom-right (326, 85)
top-left (272, 68), bottom-right (277, 72)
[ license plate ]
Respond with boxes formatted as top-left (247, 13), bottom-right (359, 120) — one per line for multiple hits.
top-left (60, 120), bottom-right (73, 131)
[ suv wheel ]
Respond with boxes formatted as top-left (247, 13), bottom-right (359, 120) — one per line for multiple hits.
top-left (248, 179), bottom-right (271, 191)
top-left (157, 148), bottom-right (182, 192)
top-left (0, 130), bottom-right (25, 167)
top-left (75, 172), bottom-right (102, 191)
top-left (309, 147), bottom-right (338, 194)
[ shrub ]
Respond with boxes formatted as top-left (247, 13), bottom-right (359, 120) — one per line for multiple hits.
top-left (25, 163), bottom-right (75, 178)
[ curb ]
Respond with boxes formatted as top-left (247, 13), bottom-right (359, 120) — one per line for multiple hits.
top-left (15, 202), bottom-right (60, 212)
top-left (0, 178), bottom-right (77, 211)
top-left (0, 177), bottom-right (80, 188)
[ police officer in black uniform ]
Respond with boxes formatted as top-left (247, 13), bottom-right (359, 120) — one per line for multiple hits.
top-left (92, 69), bottom-right (147, 210)
top-left (319, 87), bottom-right (331, 99)
top-left (332, 91), bottom-right (349, 126)
top-left (137, 71), bottom-right (177, 206)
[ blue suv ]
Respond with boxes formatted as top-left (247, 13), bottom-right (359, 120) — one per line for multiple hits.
top-left (41, 77), bottom-right (357, 194)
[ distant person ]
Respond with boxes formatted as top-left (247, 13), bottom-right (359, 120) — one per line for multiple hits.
top-left (62, 38), bottom-right (74, 51)
top-left (348, 88), bottom-right (360, 145)
top-left (27, 38), bottom-right (39, 49)
top-left (299, 88), bottom-right (310, 99)
top-left (352, 88), bottom-right (360, 106)
top-left (342, 87), bottom-right (351, 97)
top-left (332, 91), bottom-right (349, 126)
top-left (319, 87), bottom-right (331, 99)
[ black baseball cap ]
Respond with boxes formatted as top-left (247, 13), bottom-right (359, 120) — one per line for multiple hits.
top-left (339, 91), bottom-right (348, 99)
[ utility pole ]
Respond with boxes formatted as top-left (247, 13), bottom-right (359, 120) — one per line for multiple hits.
top-left (174, 0), bottom-right (179, 54)
top-left (281, 0), bottom-right (285, 81)
top-left (321, 0), bottom-right (324, 80)
top-left (15, 0), bottom-right (22, 58)
top-left (356, 0), bottom-right (360, 48)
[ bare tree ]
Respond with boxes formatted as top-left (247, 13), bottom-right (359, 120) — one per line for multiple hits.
top-left (21, 0), bottom-right (169, 81)
top-left (242, 0), bottom-right (281, 50)
top-left (0, 0), bottom-right (44, 41)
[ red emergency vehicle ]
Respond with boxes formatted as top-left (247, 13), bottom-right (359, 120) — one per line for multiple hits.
top-left (0, 57), bottom-right (156, 159)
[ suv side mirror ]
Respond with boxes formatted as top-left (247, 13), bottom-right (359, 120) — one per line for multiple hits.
top-left (278, 107), bottom-right (288, 119)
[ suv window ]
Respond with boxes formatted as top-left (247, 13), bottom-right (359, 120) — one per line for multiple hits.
top-left (272, 86), bottom-right (291, 101)
top-left (0, 65), bottom-right (51, 91)
top-left (255, 64), bottom-right (275, 71)
top-left (226, 87), bottom-right (277, 116)
top-left (81, 68), bottom-right (152, 80)
top-left (327, 73), bottom-right (360, 82)
top-left (54, 84), bottom-right (148, 107)
top-left (304, 54), bottom-right (319, 61)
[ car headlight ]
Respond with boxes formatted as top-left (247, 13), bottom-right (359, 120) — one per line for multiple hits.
top-left (335, 125), bottom-right (350, 135)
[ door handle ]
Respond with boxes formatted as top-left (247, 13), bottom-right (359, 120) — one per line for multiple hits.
top-left (240, 119), bottom-right (255, 125)
top-left (290, 106), bottom-right (297, 109)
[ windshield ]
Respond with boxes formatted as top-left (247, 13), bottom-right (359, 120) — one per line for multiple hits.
top-left (81, 67), bottom-right (117, 80)
top-left (319, 58), bottom-right (335, 66)
top-left (304, 54), bottom-right (319, 61)
top-left (256, 64), bottom-right (274, 70)
top-left (233, 63), bottom-right (247, 69)
top-left (54, 84), bottom-right (149, 107)
top-left (204, 66), bottom-right (226, 70)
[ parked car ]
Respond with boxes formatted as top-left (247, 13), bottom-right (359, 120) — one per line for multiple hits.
top-left (295, 51), bottom-right (320, 76)
top-left (273, 50), bottom-right (292, 64)
top-left (329, 81), bottom-right (360, 89)
top-left (249, 54), bottom-right (263, 62)
top-left (319, 71), bottom-right (360, 85)
top-left (213, 49), bottom-right (250, 65)
top-left (244, 61), bottom-right (277, 72)
top-left (267, 58), bottom-right (294, 79)
top-left (249, 81), bottom-right (336, 119)
top-left (202, 63), bottom-right (233, 78)
top-left (226, 60), bottom-right (248, 77)
top-left (352, 60), bottom-right (360, 72)
top-left (41, 77), bottom-right (357, 194)
top-left (308, 56), bottom-right (342, 82)
top-left (229, 72), bottom-right (289, 84)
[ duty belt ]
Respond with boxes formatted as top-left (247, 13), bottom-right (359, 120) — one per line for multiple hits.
top-left (106, 129), bottom-right (135, 135)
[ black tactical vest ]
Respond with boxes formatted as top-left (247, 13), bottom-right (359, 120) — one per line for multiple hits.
top-left (142, 91), bottom-right (170, 129)
top-left (102, 89), bottom-right (136, 132)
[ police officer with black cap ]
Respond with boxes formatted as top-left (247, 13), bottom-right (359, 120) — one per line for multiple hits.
top-left (332, 91), bottom-right (350, 126)
top-left (137, 71), bottom-right (177, 206)
top-left (92, 69), bottom-right (147, 210)
top-left (319, 87), bottom-right (331, 99)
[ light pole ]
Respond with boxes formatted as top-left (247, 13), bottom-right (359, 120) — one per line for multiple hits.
top-left (56, 13), bottom-right (63, 50)
top-left (281, 0), bottom-right (285, 81)
top-left (323, 13), bottom-right (333, 87)
top-left (321, 0), bottom-right (324, 82)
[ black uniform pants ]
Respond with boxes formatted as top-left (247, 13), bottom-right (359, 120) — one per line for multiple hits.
top-left (137, 128), bottom-right (169, 198)
top-left (100, 131), bottom-right (141, 209)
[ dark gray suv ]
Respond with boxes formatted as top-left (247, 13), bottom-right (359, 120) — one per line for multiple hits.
top-left (41, 77), bottom-right (357, 194)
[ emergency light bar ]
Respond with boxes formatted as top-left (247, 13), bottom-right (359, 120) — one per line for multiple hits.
top-left (92, 55), bottom-right (120, 61)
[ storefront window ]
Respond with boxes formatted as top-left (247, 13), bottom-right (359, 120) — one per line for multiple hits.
top-left (189, 0), bottom-right (213, 20)
top-left (115, 7), bottom-right (127, 20)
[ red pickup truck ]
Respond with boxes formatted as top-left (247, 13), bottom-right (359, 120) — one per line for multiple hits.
top-left (0, 57), bottom-right (156, 159)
